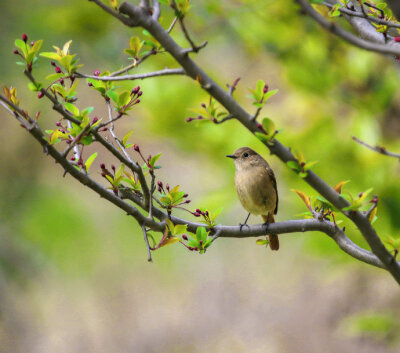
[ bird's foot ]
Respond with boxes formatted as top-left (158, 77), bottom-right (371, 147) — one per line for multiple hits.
top-left (263, 220), bottom-right (270, 232)
top-left (239, 223), bottom-right (250, 232)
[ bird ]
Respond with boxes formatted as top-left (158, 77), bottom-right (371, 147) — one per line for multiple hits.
top-left (227, 147), bottom-right (279, 250)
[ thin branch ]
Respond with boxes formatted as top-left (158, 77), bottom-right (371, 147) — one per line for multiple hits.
top-left (353, 136), bottom-right (400, 160)
top-left (167, 17), bottom-right (178, 33)
top-left (149, 173), bottom-right (155, 219)
top-left (88, 0), bottom-right (135, 26)
top-left (110, 49), bottom-right (158, 77)
top-left (295, 0), bottom-right (400, 56)
top-left (213, 114), bottom-right (235, 124)
top-left (61, 122), bottom-right (90, 159)
top-left (77, 68), bottom-right (185, 81)
top-left (141, 224), bottom-right (153, 261)
top-left (152, 0), bottom-right (161, 21)
top-left (322, 2), bottom-right (400, 29)
top-left (252, 107), bottom-right (262, 121)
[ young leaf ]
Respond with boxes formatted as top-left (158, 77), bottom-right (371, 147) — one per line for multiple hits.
top-left (85, 152), bottom-right (97, 172)
top-left (291, 189), bottom-right (312, 210)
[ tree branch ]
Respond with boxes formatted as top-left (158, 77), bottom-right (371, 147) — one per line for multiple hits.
top-left (76, 68), bottom-right (185, 81)
top-left (295, 0), bottom-right (400, 56)
top-left (353, 136), bottom-right (400, 160)
top-left (113, 1), bottom-right (400, 283)
top-left (0, 94), bottom-right (395, 271)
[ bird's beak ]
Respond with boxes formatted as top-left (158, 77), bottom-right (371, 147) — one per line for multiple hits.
top-left (226, 154), bottom-right (236, 159)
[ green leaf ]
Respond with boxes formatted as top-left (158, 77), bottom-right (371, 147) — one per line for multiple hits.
top-left (15, 39), bottom-right (28, 58)
top-left (85, 152), bottom-right (97, 172)
top-left (256, 239), bottom-right (269, 246)
top-left (287, 160), bottom-right (300, 171)
top-left (115, 164), bottom-right (125, 181)
top-left (40, 52), bottom-right (61, 61)
top-left (122, 131), bottom-right (133, 147)
top-left (149, 153), bottom-right (162, 167)
top-left (118, 91), bottom-right (131, 107)
top-left (46, 73), bottom-right (64, 82)
top-left (64, 102), bottom-right (79, 116)
top-left (196, 227), bottom-right (208, 243)
top-left (262, 118), bottom-right (275, 135)
top-left (174, 224), bottom-right (187, 235)
top-left (263, 89), bottom-right (279, 101)
top-left (107, 89), bottom-right (119, 104)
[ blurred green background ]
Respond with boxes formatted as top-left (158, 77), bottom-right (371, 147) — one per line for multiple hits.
top-left (1, 0), bottom-right (400, 352)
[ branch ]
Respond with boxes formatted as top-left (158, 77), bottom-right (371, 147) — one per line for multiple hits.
top-left (0, 95), bottom-right (394, 270)
top-left (76, 68), bottom-right (185, 81)
top-left (295, 0), bottom-right (400, 56)
top-left (353, 136), bottom-right (400, 160)
top-left (113, 1), bottom-right (400, 283)
top-left (141, 225), bottom-right (153, 262)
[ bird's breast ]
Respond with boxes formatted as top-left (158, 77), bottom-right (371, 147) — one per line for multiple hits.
top-left (234, 167), bottom-right (276, 216)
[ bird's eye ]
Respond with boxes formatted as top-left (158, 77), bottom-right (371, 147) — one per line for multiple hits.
top-left (243, 153), bottom-right (249, 158)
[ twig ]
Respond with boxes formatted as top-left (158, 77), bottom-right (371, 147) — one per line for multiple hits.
top-left (77, 68), bottom-right (185, 81)
top-left (61, 122), bottom-right (90, 159)
top-left (149, 173), bottom-right (155, 219)
top-left (322, 2), bottom-right (400, 29)
top-left (141, 224), bottom-right (153, 262)
top-left (352, 136), bottom-right (400, 160)
top-left (214, 114), bottom-right (235, 124)
top-left (252, 107), bottom-right (262, 121)
top-left (167, 17), bottom-right (178, 33)
top-left (295, 0), bottom-right (400, 56)
top-left (110, 50), bottom-right (158, 77)
top-left (152, 0), bottom-right (161, 21)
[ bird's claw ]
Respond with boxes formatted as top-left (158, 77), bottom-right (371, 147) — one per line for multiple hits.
top-left (239, 223), bottom-right (250, 232)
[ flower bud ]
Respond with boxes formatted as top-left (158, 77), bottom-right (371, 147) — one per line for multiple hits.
top-left (182, 235), bottom-right (188, 241)
top-left (135, 99), bottom-right (140, 104)
top-left (94, 70), bottom-right (100, 76)
top-left (395, 37), bottom-right (400, 43)
top-left (56, 121), bottom-right (62, 127)
top-left (158, 186), bottom-right (162, 193)
top-left (100, 163), bottom-right (106, 169)
top-left (55, 66), bottom-right (62, 73)
top-left (185, 117), bottom-right (193, 122)
top-left (92, 116), bottom-right (98, 124)
top-left (157, 180), bottom-right (163, 188)
top-left (88, 82), bottom-right (93, 87)
top-left (194, 212), bottom-right (201, 217)
top-left (38, 92), bottom-right (44, 99)
top-left (197, 115), bottom-right (204, 120)
top-left (70, 156), bottom-right (76, 161)
top-left (196, 209), bottom-right (201, 213)
top-left (201, 103), bottom-right (206, 108)
top-left (137, 91), bottom-right (143, 97)
top-left (60, 78), bottom-right (64, 85)
top-left (111, 165), bottom-right (116, 171)
top-left (183, 193), bottom-right (188, 198)
top-left (22, 33), bottom-right (28, 43)
top-left (101, 172), bottom-right (106, 177)
top-left (185, 200), bottom-right (191, 204)
top-left (134, 144), bottom-right (140, 152)
top-left (166, 184), bottom-right (170, 191)
top-left (30, 41), bottom-right (35, 47)
top-left (263, 84), bottom-right (269, 93)
top-left (13, 49), bottom-right (19, 55)
top-left (51, 61), bottom-right (56, 66)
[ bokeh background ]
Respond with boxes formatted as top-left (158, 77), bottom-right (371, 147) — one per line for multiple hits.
top-left (1, 0), bottom-right (400, 352)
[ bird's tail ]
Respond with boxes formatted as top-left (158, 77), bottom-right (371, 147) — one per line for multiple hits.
top-left (262, 213), bottom-right (279, 251)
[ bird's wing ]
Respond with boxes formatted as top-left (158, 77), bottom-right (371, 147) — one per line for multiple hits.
top-left (266, 166), bottom-right (278, 214)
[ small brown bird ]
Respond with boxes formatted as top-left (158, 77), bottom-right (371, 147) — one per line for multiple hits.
top-left (227, 147), bottom-right (279, 250)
